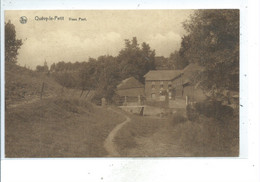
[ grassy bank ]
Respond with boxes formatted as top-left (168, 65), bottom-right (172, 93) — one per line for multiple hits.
top-left (5, 97), bottom-right (124, 157)
top-left (114, 114), bottom-right (167, 156)
top-left (5, 64), bottom-right (62, 105)
top-left (114, 109), bottom-right (239, 157)
top-left (167, 113), bottom-right (239, 156)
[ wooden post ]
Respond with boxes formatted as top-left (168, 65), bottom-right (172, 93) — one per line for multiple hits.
top-left (124, 96), bottom-right (127, 106)
top-left (40, 82), bottom-right (45, 100)
top-left (138, 95), bottom-right (141, 105)
top-left (186, 96), bottom-right (188, 105)
top-left (140, 106), bottom-right (144, 116)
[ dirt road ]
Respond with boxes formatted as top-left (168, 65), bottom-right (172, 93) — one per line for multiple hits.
top-left (104, 108), bottom-right (131, 157)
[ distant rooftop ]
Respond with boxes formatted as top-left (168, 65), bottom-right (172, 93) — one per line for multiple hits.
top-left (117, 77), bottom-right (144, 90)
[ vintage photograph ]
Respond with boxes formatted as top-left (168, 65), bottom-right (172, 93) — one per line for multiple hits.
top-left (5, 10), bottom-right (239, 157)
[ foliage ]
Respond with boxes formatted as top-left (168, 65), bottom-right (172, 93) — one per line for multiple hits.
top-left (171, 114), bottom-right (239, 156)
top-left (52, 72), bottom-right (78, 88)
top-left (5, 21), bottom-right (23, 64)
top-left (181, 10), bottom-right (239, 99)
top-left (186, 104), bottom-right (199, 121)
top-left (154, 56), bottom-right (172, 70)
top-left (36, 61), bottom-right (49, 72)
top-left (117, 37), bottom-right (156, 83)
top-left (46, 37), bottom-right (156, 104)
top-left (168, 50), bottom-right (189, 70)
top-left (171, 112), bottom-right (187, 126)
top-left (194, 100), bottom-right (234, 120)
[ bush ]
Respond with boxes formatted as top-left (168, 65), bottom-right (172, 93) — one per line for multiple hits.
top-left (54, 97), bottom-right (93, 114)
top-left (91, 93), bottom-right (103, 105)
top-left (194, 101), bottom-right (234, 120)
top-left (54, 98), bottom-right (79, 113)
top-left (186, 104), bottom-right (199, 121)
top-left (171, 115), bottom-right (239, 156)
top-left (172, 112), bottom-right (187, 126)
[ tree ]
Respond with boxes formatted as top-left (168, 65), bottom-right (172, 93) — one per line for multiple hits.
top-left (181, 10), bottom-right (239, 100)
top-left (36, 65), bottom-right (45, 72)
top-left (50, 63), bottom-right (56, 72)
top-left (78, 58), bottom-right (99, 92)
top-left (36, 61), bottom-right (49, 72)
top-left (78, 56), bottom-right (121, 103)
top-left (5, 21), bottom-right (23, 64)
top-left (154, 56), bottom-right (172, 70)
top-left (43, 60), bottom-right (49, 72)
top-left (117, 37), bottom-right (155, 83)
top-left (168, 50), bottom-right (189, 70)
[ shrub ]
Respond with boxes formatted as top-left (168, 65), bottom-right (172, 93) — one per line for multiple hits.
top-left (194, 100), bottom-right (234, 120)
top-left (54, 98), bottom-right (93, 114)
top-left (54, 98), bottom-right (79, 113)
top-left (91, 93), bottom-right (103, 105)
top-left (171, 112), bottom-right (187, 126)
top-left (186, 104), bottom-right (199, 121)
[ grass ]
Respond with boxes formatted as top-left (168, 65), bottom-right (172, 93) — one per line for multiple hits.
top-left (5, 97), bottom-right (124, 157)
top-left (5, 64), bottom-right (125, 157)
top-left (5, 64), bottom-right (239, 157)
top-left (168, 114), bottom-right (239, 156)
top-left (114, 109), bottom-right (239, 157)
top-left (114, 113), bottom-right (167, 156)
top-left (5, 64), bottom-right (62, 105)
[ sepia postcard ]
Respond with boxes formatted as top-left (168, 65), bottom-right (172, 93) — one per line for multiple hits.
top-left (4, 9), bottom-right (240, 158)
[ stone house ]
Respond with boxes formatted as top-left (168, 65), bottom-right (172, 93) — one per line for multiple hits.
top-left (144, 63), bottom-right (206, 106)
top-left (144, 70), bottom-right (182, 101)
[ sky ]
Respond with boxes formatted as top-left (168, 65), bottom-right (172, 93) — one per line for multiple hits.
top-left (5, 10), bottom-right (193, 69)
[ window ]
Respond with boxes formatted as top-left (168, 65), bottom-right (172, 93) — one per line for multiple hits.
top-left (160, 81), bottom-right (163, 89)
top-left (151, 81), bottom-right (155, 89)
top-left (151, 93), bottom-right (156, 99)
top-left (168, 82), bottom-right (172, 89)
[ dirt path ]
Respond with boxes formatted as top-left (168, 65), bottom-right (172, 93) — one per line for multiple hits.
top-left (104, 108), bottom-right (131, 157)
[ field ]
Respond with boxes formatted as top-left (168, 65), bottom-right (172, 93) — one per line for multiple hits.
top-left (5, 64), bottom-right (62, 106)
top-left (114, 109), bottom-right (239, 157)
top-left (5, 97), bottom-right (124, 157)
top-left (5, 64), bottom-right (124, 157)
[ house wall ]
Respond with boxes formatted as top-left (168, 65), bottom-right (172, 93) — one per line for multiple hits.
top-left (145, 75), bottom-right (206, 103)
top-left (181, 84), bottom-right (206, 102)
top-left (145, 80), bottom-right (172, 101)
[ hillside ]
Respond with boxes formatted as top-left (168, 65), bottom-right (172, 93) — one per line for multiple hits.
top-left (5, 64), bottom-right (62, 106)
top-left (5, 64), bottom-right (125, 157)
top-left (5, 97), bottom-right (124, 157)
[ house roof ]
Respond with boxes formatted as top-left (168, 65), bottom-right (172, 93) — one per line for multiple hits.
top-left (144, 70), bottom-right (182, 81)
top-left (182, 63), bottom-right (204, 84)
top-left (183, 63), bottom-right (204, 73)
top-left (117, 77), bottom-right (144, 90)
